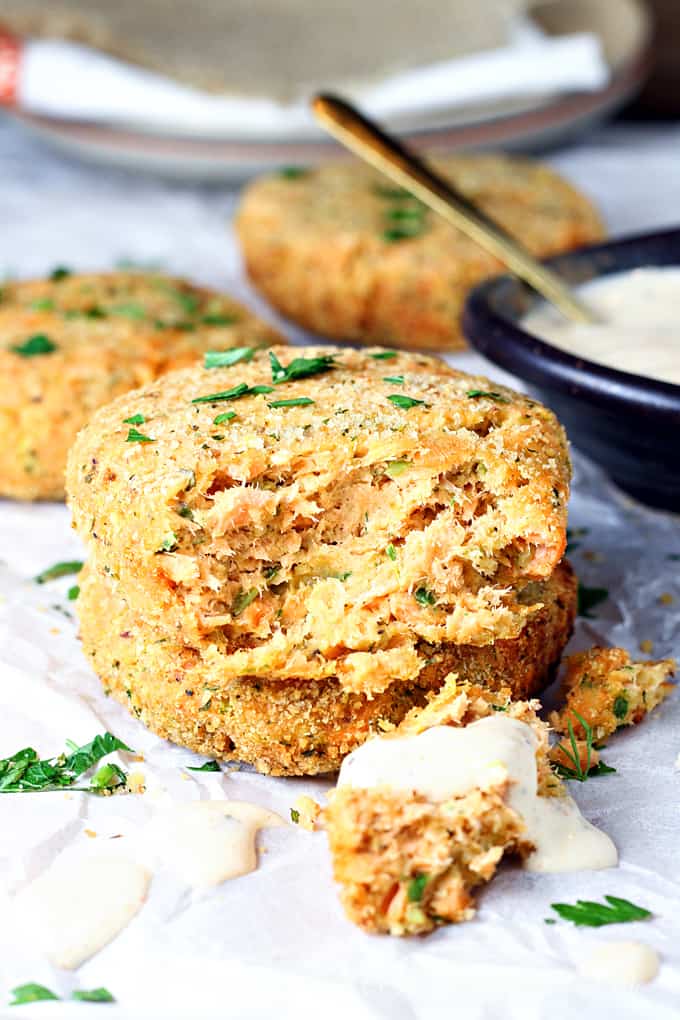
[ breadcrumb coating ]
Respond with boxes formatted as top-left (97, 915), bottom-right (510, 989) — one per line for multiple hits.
top-left (236, 155), bottom-right (604, 351)
top-left (67, 345), bottom-right (570, 694)
top-left (0, 271), bottom-right (281, 500)
top-left (550, 646), bottom-right (676, 742)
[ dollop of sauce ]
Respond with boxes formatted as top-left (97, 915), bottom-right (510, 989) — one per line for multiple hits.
top-left (146, 800), bottom-right (285, 888)
top-left (578, 941), bottom-right (659, 986)
top-left (338, 716), bottom-right (617, 873)
top-left (14, 851), bottom-right (150, 970)
top-left (522, 267), bottom-right (680, 386)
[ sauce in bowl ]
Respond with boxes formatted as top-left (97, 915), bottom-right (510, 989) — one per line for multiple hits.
top-left (522, 267), bottom-right (680, 387)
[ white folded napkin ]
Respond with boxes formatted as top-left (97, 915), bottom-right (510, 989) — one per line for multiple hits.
top-left (11, 18), bottom-right (608, 140)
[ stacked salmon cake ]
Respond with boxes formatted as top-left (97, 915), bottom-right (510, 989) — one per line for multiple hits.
top-left (67, 344), bottom-right (576, 775)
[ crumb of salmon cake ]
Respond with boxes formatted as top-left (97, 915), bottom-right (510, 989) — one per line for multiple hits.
top-left (236, 154), bottom-right (604, 352)
top-left (67, 345), bottom-right (570, 696)
top-left (324, 677), bottom-right (562, 935)
top-left (0, 270), bottom-right (282, 501)
top-left (291, 796), bottom-right (321, 831)
top-left (550, 647), bottom-right (676, 743)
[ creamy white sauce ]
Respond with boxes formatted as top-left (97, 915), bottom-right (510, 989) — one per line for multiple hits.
top-left (522, 267), bottom-right (680, 386)
top-left (146, 800), bottom-right (285, 888)
top-left (338, 716), bottom-right (617, 873)
top-left (13, 851), bottom-right (150, 970)
top-left (578, 941), bottom-right (659, 986)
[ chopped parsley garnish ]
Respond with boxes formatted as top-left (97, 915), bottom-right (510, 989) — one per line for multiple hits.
top-left (191, 382), bottom-right (273, 404)
top-left (30, 297), bottom-right (55, 311)
top-left (385, 543), bottom-right (397, 561)
top-left (49, 265), bottom-right (71, 281)
top-left (269, 351), bottom-right (336, 385)
top-left (577, 583), bottom-right (608, 618)
top-left (290, 808), bottom-right (300, 824)
top-left (123, 413), bottom-right (145, 425)
top-left (10, 333), bottom-right (57, 357)
top-left (383, 224), bottom-right (424, 242)
top-left (204, 346), bottom-right (255, 369)
top-left (414, 586), bottom-right (436, 607)
top-left (383, 375), bottom-right (404, 385)
top-left (35, 560), bottom-right (83, 584)
top-left (9, 983), bottom-right (60, 1005)
top-left (387, 394), bottom-right (425, 410)
top-left (613, 694), bottom-right (629, 720)
top-left (466, 389), bottom-right (510, 403)
top-left (384, 460), bottom-right (410, 477)
top-left (268, 397), bottom-right (315, 408)
top-left (186, 760), bottom-right (221, 772)
top-left (232, 587), bottom-right (258, 617)
top-left (263, 565), bottom-right (280, 580)
top-left (72, 988), bottom-right (116, 1003)
top-left (552, 710), bottom-right (615, 783)
top-left (176, 503), bottom-right (194, 519)
top-left (407, 873), bottom-right (428, 902)
top-left (550, 895), bottom-right (651, 928)
top-left (126, 427), bottom-right (155, 443)
top-left (68, 584), bottom-right (80, 601)
top-left (202, 313), bottom-right (238, 326)
top-left (370, 350), bottom-right (398, 360)
top-left (173, 290), bottom-right (200, 316)
top-left (0, 732), bottom-right (132, 794)
top-left (157, 533), bottom-right (178, 553)
top-left (214, 411), bottom-right (237, 425)
top-left (279, 166), bottom-right (308, 179)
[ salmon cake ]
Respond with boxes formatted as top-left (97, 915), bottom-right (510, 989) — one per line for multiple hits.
top-left (236, 155), bottom-right (604, 351)
top-left (67, 345), bottom-right (571, 699)
top-left (0, 270), bottom-right (282, 500)
top-left (76, 558), bottom-right (576, 775)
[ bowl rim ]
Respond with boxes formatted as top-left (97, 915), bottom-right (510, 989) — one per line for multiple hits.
top-left (462, 225), bottom-right (680, 420)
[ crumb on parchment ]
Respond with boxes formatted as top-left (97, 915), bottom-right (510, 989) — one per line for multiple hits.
top-left (550, 647), bottom-right (676, 743)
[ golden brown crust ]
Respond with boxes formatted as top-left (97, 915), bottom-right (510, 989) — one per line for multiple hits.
top-left (76, 559), bottom-right (575, 775)
top-left (0, 271), bottom-right (282, 500)
top-left (236, 156), bottom-right (605, 351)
top-left (67, 345), bottom-right (571, 694)
top-left (550, 646), bottom-right (676, 742)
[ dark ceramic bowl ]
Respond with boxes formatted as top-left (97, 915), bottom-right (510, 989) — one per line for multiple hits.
top-left (463, 227), bottom-right (680, 512)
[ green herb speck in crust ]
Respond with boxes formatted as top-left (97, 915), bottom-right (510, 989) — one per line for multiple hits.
top-left (202, 313), bottom-right (238, 326)
top-left (613, 694), bottom-right (629, 720)
top-left (49, 265), bottom-right (71, 281)
top-left (67, 584), bottom-right (80, 601)
top-left (385, 543), bottom-right (397, 561)
top-left (382, 375), bottom-right (405, 385)
top-left (214, 411), bottom-right (237, 425)
top-left (123, 413), bottom-right (145, 425)
top-left (29, 297), bottom-right (55, 311)
top-left (387, 393), bottom-right (426, 410)
top-left (126, 427), bottom-right (155, 443)
top-left (407, 873), bottom-right (428, 902)
top-left (232, 587), bottom-right (258, 617)
top-left (268, 397), bottom-right (315, 409)
top-left (384, 460), bottom-right (410, 478)
top-left (191, 382), bottom-right (273, 405)
top-left (414, 586), bottom-right (436, 607)
top-left (35, 560), bottom-right (83, 584)
top-left (157, 533), bottom-right (178, 553)
top-left (370, 350), bottom-right (398, 360)
top-left (204, 346), bottom-right (255, 369)
top-left (466, 389), bottom-right (510, 403)
top-left (111, 301), bottom-right (146, 319)
top-left (279, 166), bottom-right (308, 179)
top-left (10, 333), bottom-right (57, 357)
top-left (290, 808), bottom-right (300, 823)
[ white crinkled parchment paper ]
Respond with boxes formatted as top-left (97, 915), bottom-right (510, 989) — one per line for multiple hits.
top-left (0, 120), bottom-right (679, 1020)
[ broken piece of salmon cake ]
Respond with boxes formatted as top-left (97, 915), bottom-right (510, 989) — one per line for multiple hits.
top-left (550, 646), bottom-right (676, 743)
top-left (324, 680), bottom-right (557, 935)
